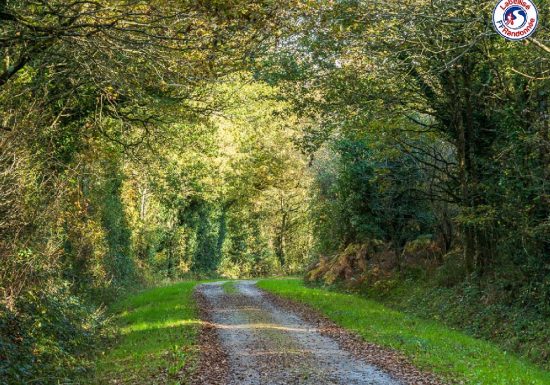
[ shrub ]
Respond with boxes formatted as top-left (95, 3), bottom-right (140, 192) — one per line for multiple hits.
top-left (0, 283), bottom-right (109, 385)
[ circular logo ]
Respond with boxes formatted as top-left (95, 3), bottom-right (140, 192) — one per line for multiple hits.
top-left (492, 0), bottom-right (539, 41)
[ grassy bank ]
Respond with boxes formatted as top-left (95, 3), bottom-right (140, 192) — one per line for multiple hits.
top-left (91, 281), bottom-right (201, 385)
top-left (258, 278), bottom-right (550, 385)
top-left (361, 277), bottom-right (549, 369)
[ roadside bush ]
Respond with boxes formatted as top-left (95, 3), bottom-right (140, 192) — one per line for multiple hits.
top-left (0, 284), bottom-right (109, 385)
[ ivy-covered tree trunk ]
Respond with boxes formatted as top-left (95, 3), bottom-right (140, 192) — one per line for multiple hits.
top-left (192, 204), bottom-right (219, 273)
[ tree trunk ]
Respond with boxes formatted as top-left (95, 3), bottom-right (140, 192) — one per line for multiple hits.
top-left (456, 93), bottom-right (476, 274)
top-left (275, 211), bottom-right (287, 267)
top-left (139, 186), bottom-right (148, 220)
top-left (216, 204), bottom-right (228, 263)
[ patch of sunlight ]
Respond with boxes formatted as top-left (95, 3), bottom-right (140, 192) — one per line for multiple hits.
top-left (213, 322), bottom-right (310, 332)
top-left (121, 318), bottom-right (202, 334)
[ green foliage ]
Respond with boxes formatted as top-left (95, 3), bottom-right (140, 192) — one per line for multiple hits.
top-left (259, 279), bottom-right (550, 385)
top-left (262, 0), bottom-right (549, 257)
top-left (311, 135), bottom-right (436, 260)
top-left (100, 164), bottom-right (134, 287)
top-left (0, 286), bottom-right (108, 385)
top-left (193, 204), bottom-right (221, 273)
top-left (121, 78), bottom-right (313, 281)
top-left (328, 140), bottom-right (381, 243)
top-left (371, 278), bottom-right (550, 370)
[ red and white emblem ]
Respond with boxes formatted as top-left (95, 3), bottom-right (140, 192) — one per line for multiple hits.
top-left (493, 0), bottom-right (539, 41)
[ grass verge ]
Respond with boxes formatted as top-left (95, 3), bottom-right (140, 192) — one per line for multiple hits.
top-left (91, 281), bottom-right (201, 385)
top-left (258, 278), bottom-right (550, 385)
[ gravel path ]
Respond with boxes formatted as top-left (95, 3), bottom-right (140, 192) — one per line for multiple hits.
top-left (195, 280), bottom-right (403, 385)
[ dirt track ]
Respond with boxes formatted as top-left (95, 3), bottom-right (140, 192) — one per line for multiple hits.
top-left (194, 280), bottom-right (407, 385)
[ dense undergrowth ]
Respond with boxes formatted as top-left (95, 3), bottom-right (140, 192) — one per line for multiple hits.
top-left (0, 286), bottom-right (109, 385)
top-left (359, 275), bottom-right (550, 370)
top-left (259, 278), bottom-right (550, 385)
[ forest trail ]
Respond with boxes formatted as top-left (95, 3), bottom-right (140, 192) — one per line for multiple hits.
top-left (195, 281), bottom-right (401, 385)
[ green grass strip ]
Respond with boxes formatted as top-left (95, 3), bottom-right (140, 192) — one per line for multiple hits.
top-left (92, 281), bottom-right (201, 385)
top-left (222, 281), bottom-right (237, 294)
top-left (258, 278), bottom-right (550, 385)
